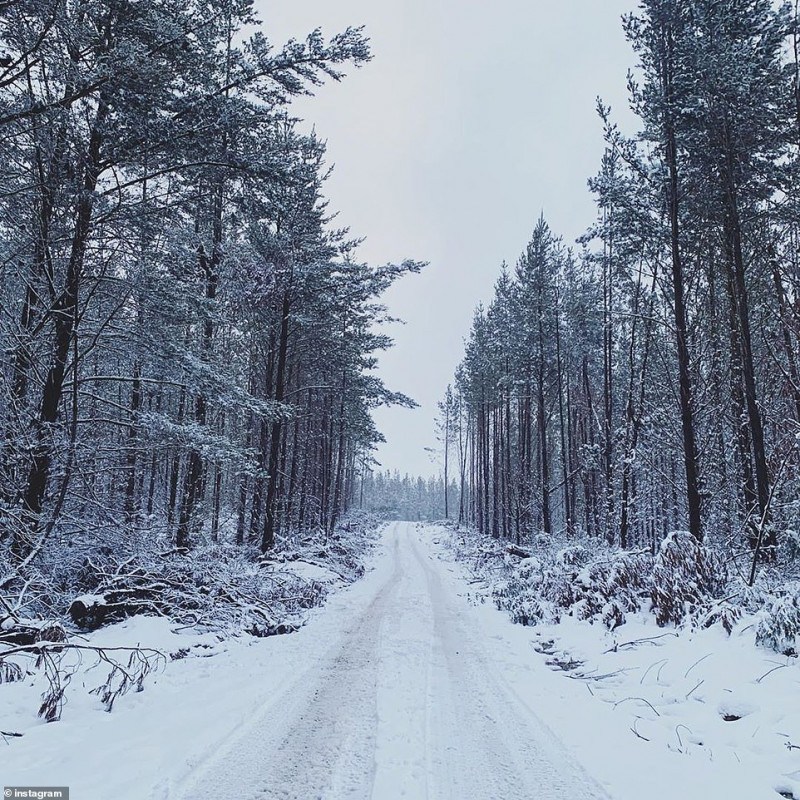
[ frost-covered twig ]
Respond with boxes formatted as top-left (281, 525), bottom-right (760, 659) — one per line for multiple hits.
top-left (684, 652), bottom-right (712, 678)
top-left (1, 639), bottom-right (166, 722)
top-left (630, 717), bottom-right (650, 741)
top-left (685, 679), bottom-right (704, 699)
top-left (639, 658), bottom-right (668, 685)
top-left (612, 633), bottom-right (678, 651)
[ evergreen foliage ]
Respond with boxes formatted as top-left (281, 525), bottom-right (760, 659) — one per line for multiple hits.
top-left (0, 1), bottom-right (421, 620)
top-left (446, 0), bottom-right (800, 582)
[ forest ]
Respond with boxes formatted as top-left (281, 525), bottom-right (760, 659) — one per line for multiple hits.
top-left (2, 2), bottom-right (800, 799)
top-left (359, 470), bottom-right (457, 521)
top-left (0, 0), bottom-right (422, 617)
top-left (442, 0), bottom-right (800, 572)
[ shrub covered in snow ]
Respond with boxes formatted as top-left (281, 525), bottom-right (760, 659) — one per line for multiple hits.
top-left (694, 599), bottom-right (742, 634)
top-left (444, 524), bottom-right (800, 655)
top-left (66, 547), bottom-right (331, 636)
top-left (2, 513), bottom-right (382, 638)
top-left (490, 540), bottom-right (653, 631)
top-left (1, 512), bottom-right (384, 722)
top-left (493, 557), bottom-right (562, 626)
top-left (778, 528), bottom-right (800, 565)
top-left (755, 583), bottom-right (800, 656)
top-left (571, 550), bottom-right (653, 630)
top-left (651, 531), bottom-right (725, 627)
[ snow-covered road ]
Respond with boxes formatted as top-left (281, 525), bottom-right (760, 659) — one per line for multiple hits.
top-left (176, 521), bottom-right (610, 800)
top-left (6, 520), bottom-right (795, 799)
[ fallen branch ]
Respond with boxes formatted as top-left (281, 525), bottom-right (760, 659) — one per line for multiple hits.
top-left (568, 667), bottom-right (634, 682)
top-left (630, 717), bottom-right (650, 742)
top-left (504, 544), bottom-right (533, 559)
top-left (610, 633), bottom-right (679, 652)
top-left (1, 639), bottom-right (166, 721)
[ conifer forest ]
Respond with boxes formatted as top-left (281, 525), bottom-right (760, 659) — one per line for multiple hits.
top-left (2, 3), bottom-right (800, 800)
top-left (0, 0), bottom-right (420, 568)
top-left (446, 4), bottom-right (800, 560)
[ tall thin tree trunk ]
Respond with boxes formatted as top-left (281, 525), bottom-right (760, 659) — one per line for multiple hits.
top-left (176, 208), bottom-right (221, 549)
top-left (262, 289), bottom-right (292, 552)
top-left (555, 286), bottom-right (572, 535)
top-left (19, 99), bottom-right (108, 555)
top-left (662, 25), bottom-right (703, 541)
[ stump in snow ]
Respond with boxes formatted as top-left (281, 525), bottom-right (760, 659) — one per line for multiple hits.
top-left (68, 595), bottom-right (110, 630)
top-left (0, 618), bottom-right (68, 647)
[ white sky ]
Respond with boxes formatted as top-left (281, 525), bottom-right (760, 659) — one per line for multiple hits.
top-left (262, 1), bottom-right (638, 478)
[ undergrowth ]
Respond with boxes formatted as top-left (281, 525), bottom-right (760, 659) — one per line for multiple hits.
top-left (0, 511), bottom-right (383, 722)
top-left (441, 524), bottom-right (799, 657)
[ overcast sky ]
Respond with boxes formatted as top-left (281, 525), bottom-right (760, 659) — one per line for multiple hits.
top-left (262, 1), bottom-right (639, 478)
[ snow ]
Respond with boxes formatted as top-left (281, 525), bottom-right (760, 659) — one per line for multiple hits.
top-left (2, 580), bottom-right (381, 798)
top-left (275, 558), bottom-right (341, 584)
top-left (2, 522), bottom-right (798, 800)
top-left (427, 524), bottom-right (800, 800)
top-left (71, 594), bottom-right (107, 607)
top-left (1, 523), bottom-right (604, 799)
top-left (173, 522), bottom-right (608, 799)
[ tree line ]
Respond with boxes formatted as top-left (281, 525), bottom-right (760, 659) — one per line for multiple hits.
top-left (0, 0), bottom-right (420, 570)
top-left (359, 469), bottom-right (458, 522)
top-left (442, 0), bottom-right (800, 562)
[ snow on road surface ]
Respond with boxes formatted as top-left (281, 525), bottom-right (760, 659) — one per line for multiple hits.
top-left (6, 521), bottom-right (794, 799)
top-left (174, 521), bottom-right (611, 800)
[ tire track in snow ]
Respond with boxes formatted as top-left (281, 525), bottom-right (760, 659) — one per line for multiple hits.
top-left (408, 528), bottom-right (611, 800)
top-left (175, 521), bottom-right (612, 800)
top-left (175, 522), bottom-right (404, 800)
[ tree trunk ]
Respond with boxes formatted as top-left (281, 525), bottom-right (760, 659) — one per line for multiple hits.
top-left (662, 25), bottom-right (703, 541)
top-left (262, 289), bottom-right (291, 552)
top-left (18, 99), bottom-right (107, 555)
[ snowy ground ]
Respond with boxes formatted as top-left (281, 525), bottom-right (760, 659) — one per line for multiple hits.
top-left (2, 522), bottom-right (797, 799)
top-left (429, 524), bottom-right (800, 800)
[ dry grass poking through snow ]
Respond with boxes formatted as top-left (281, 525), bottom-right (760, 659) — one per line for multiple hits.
top-left (433, 524), bottom-right (800, 800)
